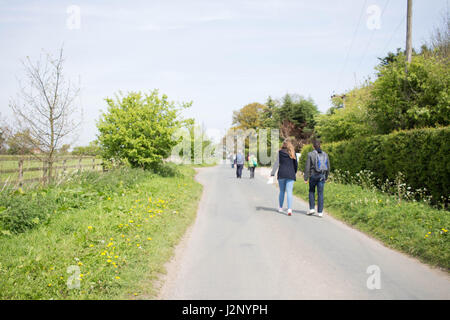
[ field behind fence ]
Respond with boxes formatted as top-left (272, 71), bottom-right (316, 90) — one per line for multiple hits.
top-left (0, 155), bottom-right (103, 187)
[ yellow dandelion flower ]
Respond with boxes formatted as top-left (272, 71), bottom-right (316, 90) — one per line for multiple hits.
top-left (115, 276), bottom-right (120, 280)
top-left (87, 226), bottom-right (93, 230)
top-left (147, 237), bottom-right (152, 241)
top-left (48, 283), bottom-right (52, 287)
top-left (89, 244), bottom-right (94, 248)
top-left (77, 262), bottom-right (83, 266)
top-left (107, 259), bottom-right (112, 263)
top-left (136, 244), bottom-right (140, 247)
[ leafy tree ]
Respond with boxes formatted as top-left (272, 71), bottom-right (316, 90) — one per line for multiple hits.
top-left (72, 140), bottom-right (101, 156)
top-left (232, 103), bottom-right (267, 130)
top-left (368, 52), bottom-right (449, 134)
top-left (58, 144), bottom-right (71, 154)
top-left (316, 85), bottom-right (375, 142)
top-left (178, 120), bottom-right (214, 163)
top-left (277, 94), bottom-right (319, 131)
top-left (6, 129), bottom-right (36, 155)
top-left (261, 96), bottom-right (280, 128)
top-left (97, 90), bottom-right (190, 170)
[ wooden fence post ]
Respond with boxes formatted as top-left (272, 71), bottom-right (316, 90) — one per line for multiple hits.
top-left (42, 161), bottom-right (48, 185)
top-left (17, 159), bottom-right (23, 187)
top-left (78, 157), bottom-right (82, 172)
top-left (63, 159), bottom-right (67, 175)
top-left (92, 158), bottom-right (96, 170)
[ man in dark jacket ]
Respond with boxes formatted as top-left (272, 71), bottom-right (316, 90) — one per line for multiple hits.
top-left (304, 140), bottom-right (330, 217)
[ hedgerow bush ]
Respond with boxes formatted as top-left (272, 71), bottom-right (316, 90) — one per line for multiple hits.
top-left (300, 126), bottom-right (450, 207)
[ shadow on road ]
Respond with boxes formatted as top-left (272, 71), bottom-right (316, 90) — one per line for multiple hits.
top-left (256, 206), bottom-right (316, 217)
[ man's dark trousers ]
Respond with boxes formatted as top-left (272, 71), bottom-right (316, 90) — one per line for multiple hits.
top-left (309, 173), bottom-right (325, 213)
top-left (249, 167), bottom-right (255, 178)
top-left (236, 164), bottom-right (243, 178)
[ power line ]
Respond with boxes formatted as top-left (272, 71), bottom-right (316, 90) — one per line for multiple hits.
top-left (335, 0), bottom-right (368, 91)
top-left (379, 15), bottom-right (406, 58)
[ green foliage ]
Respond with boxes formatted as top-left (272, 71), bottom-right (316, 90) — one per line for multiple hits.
top-left (186, 122), bottom-right (214, 164)
top-left (293, 181), bottom-right (449, 270)
top-left (0, 166), bottom-right (176, 234)
top-left (232, 102), bottom-right (267, 130)
top-left (0, 165), bottom-right (202, 299)
top-left (261, 96), bottom-right (280, 128)
top-left (275, 94), bottom-right (319, 130)
top-left (97, 90), bottom-right (190, 170)
top-left (300, 127), bottom-right (450, 206)
top-left (72, 141), bottom-right (101, 156)
top-left (6, 129), bottom-right (36, 155)
top-left (368, 52), bottom-right (449, 134)
top-left (315, 85), bottom-right (375, 142)
top-left (58, 144), bottom-right (71, 154)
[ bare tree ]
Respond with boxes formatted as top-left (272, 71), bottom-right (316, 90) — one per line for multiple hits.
top-left (9, 47), bottom-right (82, 181)
top-left (429, 12), bottom-right (450, 61)
top-left (0, 114), bottom-right (12, 154)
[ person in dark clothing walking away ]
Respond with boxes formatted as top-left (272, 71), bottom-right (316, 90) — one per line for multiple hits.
top-left (270, 140), bottom-right (298, 216)
top-left (304, 140), bottom-right (330, 217)
top-left (235, 151), bottom-right (244, 179)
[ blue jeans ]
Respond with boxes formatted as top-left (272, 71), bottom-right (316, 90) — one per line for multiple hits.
top-left (309, 174), bottom-right (325, 213)
top-left (278, 179), bottom-right (295, 209)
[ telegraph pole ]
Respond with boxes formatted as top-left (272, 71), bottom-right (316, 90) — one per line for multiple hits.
top-left (405, 0), bottom-right (413, 67)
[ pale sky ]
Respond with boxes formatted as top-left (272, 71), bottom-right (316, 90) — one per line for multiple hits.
top-left (0, 0), bottom-right (448, 146)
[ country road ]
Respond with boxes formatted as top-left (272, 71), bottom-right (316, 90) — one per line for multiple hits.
top-left (157, 164), bottom-right (450, 300)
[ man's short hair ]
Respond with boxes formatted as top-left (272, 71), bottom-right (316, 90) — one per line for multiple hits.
top-left (313, 140), bottom-right (321, 149)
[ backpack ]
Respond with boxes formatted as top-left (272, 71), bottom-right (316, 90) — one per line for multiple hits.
top-left (314, 150), bottom-right (328, 172)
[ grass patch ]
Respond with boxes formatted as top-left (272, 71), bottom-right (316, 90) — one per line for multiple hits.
top-left (293, 181), bottom-right (449, 270)
top-left (187, 162), bottom-right (218, 168)
top-left (0, 165), bottom-right (202, 299)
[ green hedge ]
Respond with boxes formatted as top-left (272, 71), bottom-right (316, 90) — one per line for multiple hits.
top-left (300, 127), bottom-right (450, 205)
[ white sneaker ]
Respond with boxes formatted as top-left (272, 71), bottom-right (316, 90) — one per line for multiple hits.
top-left (278, 208), bottom-right (284, 213)
top-left (307, 209), bottom-right (315, 215)
top-left (317, 212), bottom-right (323, 217)
top-left (287, 209), bottom-right (292, 216)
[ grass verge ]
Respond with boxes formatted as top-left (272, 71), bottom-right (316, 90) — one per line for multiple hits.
top-left (0, 165), bottom-right (202, 299)
top-left (293, 181), bottom-right (449, 270)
